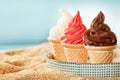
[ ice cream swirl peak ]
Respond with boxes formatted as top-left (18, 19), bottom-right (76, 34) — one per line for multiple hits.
top-left (84, 11), bottom-right (117, 46)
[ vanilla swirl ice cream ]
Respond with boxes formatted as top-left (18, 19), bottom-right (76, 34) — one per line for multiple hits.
top-left (48, 9), bottom-right (73, 40)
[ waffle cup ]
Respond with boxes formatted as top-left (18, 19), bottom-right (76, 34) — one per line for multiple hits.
top-left (48, 39), bottom-right (66, 61)
top-left (62, 44), bottom-right (88, 63)
top-left (86, 46), bottom-right (116, 64)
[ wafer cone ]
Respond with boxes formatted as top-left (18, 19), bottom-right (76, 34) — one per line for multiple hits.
top-left (62, 44), bottom-right (88, 63)
top-left (86, 46), bottom-right (116, 63)
top-left (48, 39), bottom-right (66, 61)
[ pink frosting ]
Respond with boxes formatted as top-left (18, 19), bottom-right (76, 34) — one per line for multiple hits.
top-left (61, 11), bottom-right (87, 44)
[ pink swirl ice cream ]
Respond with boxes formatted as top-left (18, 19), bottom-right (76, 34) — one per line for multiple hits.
top-left (61, 11), bottom-right (87, 44)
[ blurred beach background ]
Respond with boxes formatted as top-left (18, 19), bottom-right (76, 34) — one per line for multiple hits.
top-left (0, 0), bottom-right (120, 50)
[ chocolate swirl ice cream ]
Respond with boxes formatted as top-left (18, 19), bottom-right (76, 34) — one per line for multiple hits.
top-left (84, 11), bottom-right (117, 46)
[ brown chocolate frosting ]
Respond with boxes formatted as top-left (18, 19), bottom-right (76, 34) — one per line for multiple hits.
top-left (84, 11), bottom-right (117, 46)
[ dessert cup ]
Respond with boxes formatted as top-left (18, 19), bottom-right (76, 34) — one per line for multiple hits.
top-left (48, 39), bottom-right (66, 61)
top-left (86, 46), bottom-right (116, 63)
top-left (63, 44), bottom-right (88, 63)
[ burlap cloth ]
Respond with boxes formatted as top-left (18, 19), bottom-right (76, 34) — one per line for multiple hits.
top-left (0, 42), bottom-right (119, 80)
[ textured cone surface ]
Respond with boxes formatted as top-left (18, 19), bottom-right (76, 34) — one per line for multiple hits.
top-left (88, 51), bottom-right (113, 63)
top-left (63, 44), bottom-right (88, 63)
top-left (87, 46), bottom-right (116, 63)
top-left (49, 40), bottom-right (66, 61)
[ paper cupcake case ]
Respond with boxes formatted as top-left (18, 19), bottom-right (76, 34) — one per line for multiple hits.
top-left (46, 53), bottom-right (120, 78)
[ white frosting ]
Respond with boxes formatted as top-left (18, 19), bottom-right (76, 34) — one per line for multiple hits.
top-left (48, 9), bottom-right (73, 40)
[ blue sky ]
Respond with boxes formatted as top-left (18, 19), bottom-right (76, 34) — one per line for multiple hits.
top-left (0, 0), bottom-right (120, 44)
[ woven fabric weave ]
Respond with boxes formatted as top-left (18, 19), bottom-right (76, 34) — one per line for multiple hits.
top-left (47, 53), bottom-right (120, 78)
